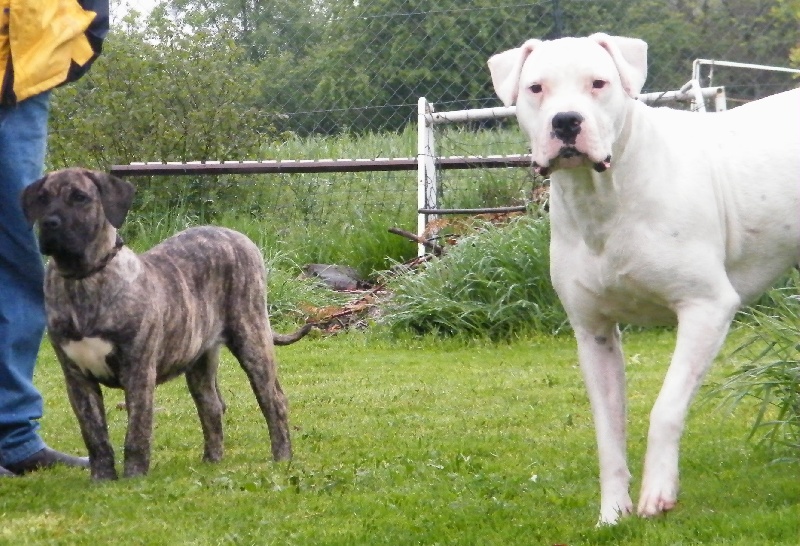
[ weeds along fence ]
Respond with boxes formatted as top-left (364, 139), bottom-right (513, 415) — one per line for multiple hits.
top-left (87, 0), bottom-right (800, 264)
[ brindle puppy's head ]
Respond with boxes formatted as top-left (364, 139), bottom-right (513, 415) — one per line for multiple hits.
top-left (21, 168), bottom-right (135, 276)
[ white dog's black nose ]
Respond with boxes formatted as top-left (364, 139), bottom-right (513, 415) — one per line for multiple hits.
top-left (552, 111), bottom-right (584, 144)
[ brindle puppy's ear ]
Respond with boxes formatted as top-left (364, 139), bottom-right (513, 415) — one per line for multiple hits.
top-left (20, 175), bottom-right (49, 226)
top-left (84, 170), bottom-right (136, 228)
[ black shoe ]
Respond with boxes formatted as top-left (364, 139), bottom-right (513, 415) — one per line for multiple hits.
top-left (0, 465), bottom-right (16, 477)
top-left (5, 447), bottom-right (90, 475)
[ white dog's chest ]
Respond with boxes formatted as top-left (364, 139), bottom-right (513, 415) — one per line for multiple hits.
top-left (553, 224), bottom-right (687, 325)
top-left (582, 264), bottom-right (678, 325)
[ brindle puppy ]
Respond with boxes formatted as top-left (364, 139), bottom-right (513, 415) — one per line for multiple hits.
top-left (21, 168), bottom-right (307, 480)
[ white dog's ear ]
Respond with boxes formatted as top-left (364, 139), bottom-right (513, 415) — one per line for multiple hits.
top-left (590, 33), bottom-right (648, 97)
top-left (487, 39), bottom-right (541, 107)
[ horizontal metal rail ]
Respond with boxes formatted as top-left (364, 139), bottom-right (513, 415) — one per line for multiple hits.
top-left (691, 58), bottom-right (800, 82)
top-left (428, 105), bottom-right (516, 124)
top-left (421, 86), bottom-right (728, 127)
top-left (638, 85), bottom-right (725, 104)
top-left (110, 155), bottom-right (532, 176)
top-left (418, 205), bottom-right (527, 215)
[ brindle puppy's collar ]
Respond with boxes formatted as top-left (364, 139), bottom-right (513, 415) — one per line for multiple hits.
top-left (60, 235), bottom-right (125, 281)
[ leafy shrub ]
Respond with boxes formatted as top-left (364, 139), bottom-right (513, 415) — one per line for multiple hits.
top-left (381, 213), bottom-right (567, 340)
top-left (48, 9), bottom-right (276, 219)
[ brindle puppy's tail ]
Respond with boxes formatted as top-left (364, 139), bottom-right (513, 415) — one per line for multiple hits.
top-left (273, 323), bottom-right (313, 346)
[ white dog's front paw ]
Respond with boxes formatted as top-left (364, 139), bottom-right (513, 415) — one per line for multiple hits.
top-left (637, 477), bottom-right (678, 517)
top-left (597, 494), bottom-right (634, 526)
top-left (639, 441), bottom-right (680, 517)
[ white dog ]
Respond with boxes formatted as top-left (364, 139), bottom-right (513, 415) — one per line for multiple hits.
top-left (488, 34), bottom-right (800, 524)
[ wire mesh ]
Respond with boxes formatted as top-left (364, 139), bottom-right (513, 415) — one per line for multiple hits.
top-left (257, 0), bottom-right (798, 136)
top-left (49, 0), bottom-right (799, 236)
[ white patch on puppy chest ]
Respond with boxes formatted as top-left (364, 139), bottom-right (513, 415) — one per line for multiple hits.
top-left (62, 337), bottom-right (114, 379)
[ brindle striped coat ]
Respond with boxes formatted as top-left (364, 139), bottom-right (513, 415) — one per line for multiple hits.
top-left (21, 168), bottom-right (302, 480)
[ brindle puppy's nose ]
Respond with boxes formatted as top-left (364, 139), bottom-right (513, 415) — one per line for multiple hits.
top-left (42, 215), bottom-right (61, 230)
top-left (551, 111), bottom-right (584, 144)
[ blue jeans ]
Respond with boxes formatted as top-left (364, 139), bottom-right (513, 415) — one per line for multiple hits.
top-left (0, 91), bottom-right (51, 466)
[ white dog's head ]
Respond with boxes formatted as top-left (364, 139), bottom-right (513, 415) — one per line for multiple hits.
top-left (488, 34), bottom-right (647, 176)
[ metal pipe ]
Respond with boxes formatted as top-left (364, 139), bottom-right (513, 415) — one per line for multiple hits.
top-left (692, 58), bottom-right (800, 83)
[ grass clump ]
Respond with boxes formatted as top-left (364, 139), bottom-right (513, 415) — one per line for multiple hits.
top-left (382, 213), bottom-right (567, 339)
top-left (123, 199), bottom-right (416, 282)
top-left (716, 271), bottom-right (800, 461)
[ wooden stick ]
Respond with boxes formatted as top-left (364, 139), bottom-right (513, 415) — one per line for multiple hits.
top-left (388, 227), bottom-right (445, 256)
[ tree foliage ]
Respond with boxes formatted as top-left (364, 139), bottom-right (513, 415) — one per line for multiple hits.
top-left (48, 0), bottom-right (799, 157)
top-left (50, 6), bottom-right (273, 168)
top-left (153, 0), bottom-right (799, 134)
top-left (48, 6), bottom-right (278, 213)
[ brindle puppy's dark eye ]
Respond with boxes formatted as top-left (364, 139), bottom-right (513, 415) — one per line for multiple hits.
top-left (70, 190), bottom-right (90, 204)
top-left (36, 192), bottom-right (50, 205)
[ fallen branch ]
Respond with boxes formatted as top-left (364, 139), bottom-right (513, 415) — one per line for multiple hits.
top-left (388, 227), bottom-right (445, 256)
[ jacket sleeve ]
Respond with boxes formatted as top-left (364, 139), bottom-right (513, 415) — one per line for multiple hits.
top-left (69, 0), bottom-right (110, 82)
top-left (1, 1), bottom-right (111, 103)
top-left (79, 0), bottom-right (109, 52)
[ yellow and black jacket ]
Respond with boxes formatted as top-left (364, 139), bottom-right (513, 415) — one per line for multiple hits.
top-left (0, 0), bottom-right (108, 104)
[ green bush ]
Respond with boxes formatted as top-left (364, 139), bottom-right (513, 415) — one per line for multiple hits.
top-left (381, 213), bottom-right (567, 340)
top-left (48, 9), bottom-right (275, 218)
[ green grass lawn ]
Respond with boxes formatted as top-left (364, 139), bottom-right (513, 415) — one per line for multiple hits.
top-left (2, 330), bottom-right (798, 545)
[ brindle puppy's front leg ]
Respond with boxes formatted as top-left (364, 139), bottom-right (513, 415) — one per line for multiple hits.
top-left (120, 347), bottom-right (159, 478)
top-left (55, 346), bottom-right (117, 480)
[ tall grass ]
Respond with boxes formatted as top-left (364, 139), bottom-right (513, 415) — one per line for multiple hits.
top-left (116, 123), bottom-right (535, 275)
top-left (715, 272), bottom-right (800, 461)
top-left (263, 127), bottom-right (417, 159)
top-left (382, 213), bottom-right (567, 339)
top-left (122, 199), bottom-right (416, 278)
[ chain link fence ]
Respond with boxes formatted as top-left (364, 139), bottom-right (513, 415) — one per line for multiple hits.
top-left (57, 1), bottom-right (798, 259)
top-left (244, 0), bottom-right (797, 230)
top-left (256, 0), bottom-right (798, 136)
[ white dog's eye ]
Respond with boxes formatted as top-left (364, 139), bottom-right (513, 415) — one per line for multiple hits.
top-left (529, 83), bottom-right (543, 94)
top-left (592, 80), bottom-right (607, 89)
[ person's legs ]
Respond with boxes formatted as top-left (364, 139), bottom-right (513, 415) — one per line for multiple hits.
top-left (0, 92), bottom-right (51, 467)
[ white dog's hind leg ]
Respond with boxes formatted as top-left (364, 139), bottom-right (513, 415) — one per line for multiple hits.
top-left (638, 290), bottom-right (740, 517)
top-left (575, 325), bottom-right (633, 525)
